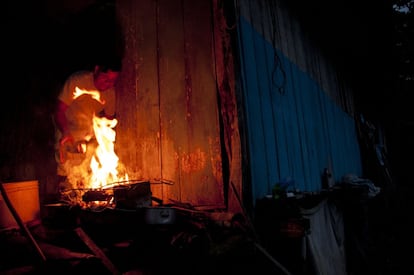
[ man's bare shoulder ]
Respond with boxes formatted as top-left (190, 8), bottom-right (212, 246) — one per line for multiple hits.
top-left (67, 70), bottom-right (92, 82)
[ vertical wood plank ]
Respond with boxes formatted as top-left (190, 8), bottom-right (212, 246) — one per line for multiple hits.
top-left (116, 0), bottom-right (139, 179)
top-left (181, 0), bottom-right (224, 206)
top-left (117, 0), bottom-right (162, 200)
top-left (157, 0), bottom-right (186, 201)
top-left (133, 0), bottom-right (162, 198)
top-left (212, 0), bottom-right (242, 212)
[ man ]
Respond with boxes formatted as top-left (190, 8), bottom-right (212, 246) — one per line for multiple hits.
top-left (53, 61), bottom-right (121, 200)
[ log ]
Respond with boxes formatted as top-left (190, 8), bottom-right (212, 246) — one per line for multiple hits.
top-left (74, 227), bottom-right (121, 275)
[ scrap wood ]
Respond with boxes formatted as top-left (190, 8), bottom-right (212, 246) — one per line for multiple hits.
top-left (74, 227), bottom-right (121, 275)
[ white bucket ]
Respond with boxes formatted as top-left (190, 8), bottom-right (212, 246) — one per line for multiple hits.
top-left (0, 180), bottom-right (40, 230)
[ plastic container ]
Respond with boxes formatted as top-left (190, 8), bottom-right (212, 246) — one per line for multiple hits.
top-left (0, 180), bottom-right (40, 230)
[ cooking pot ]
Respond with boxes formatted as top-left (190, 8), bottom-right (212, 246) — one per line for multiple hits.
top-left (144, 206), bottom-right (176, 225)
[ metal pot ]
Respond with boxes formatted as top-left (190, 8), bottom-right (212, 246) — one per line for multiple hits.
top-left (145, 207), bottom-right (176, 225)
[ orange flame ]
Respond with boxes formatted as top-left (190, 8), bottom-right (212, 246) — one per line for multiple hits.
top-left (69, 88), bottom-right (127, 191)
top-left (73, 87), bottom-right (105, 104)
top-left (90, 115), bottom-right (120, 189)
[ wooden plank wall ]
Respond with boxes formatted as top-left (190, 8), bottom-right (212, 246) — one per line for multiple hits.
top-left (0, 0), bottom-right (242, 211)
top-left (116, 0), bottom-right (226, 208)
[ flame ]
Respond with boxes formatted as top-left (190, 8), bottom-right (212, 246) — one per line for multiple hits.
top-left (73, 87), bottom-right (105, 104)
top-left (68, 88), bottom-right (128, 192)
top-left (89, 115), bottom-right (120, 189)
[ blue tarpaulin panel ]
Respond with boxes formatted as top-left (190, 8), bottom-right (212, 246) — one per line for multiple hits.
top-left (237, 17), bottom-right (362, 202)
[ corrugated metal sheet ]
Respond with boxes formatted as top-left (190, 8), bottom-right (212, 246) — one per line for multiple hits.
top-left (235, 1), bottom-right (362, 201)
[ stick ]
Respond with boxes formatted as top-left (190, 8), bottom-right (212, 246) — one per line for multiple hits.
top-left (74, 227), bottom-right (121, 275)
top-left (0, 181), bottom-right (47, 262)
top-left (230, 181), bottom-right (292, 275)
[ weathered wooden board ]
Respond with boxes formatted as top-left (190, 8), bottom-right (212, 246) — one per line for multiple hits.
top-left (117, 0), bottom-right (224, 207)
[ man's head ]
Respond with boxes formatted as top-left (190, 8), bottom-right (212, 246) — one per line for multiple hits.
top-left (93, 64), bottom-right (120, 92)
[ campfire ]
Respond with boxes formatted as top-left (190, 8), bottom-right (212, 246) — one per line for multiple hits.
top-left (60, 87), bottom-right (134, 209)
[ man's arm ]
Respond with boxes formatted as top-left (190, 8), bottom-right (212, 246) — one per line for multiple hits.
top-left (54, 99), bottom-right (74, 163)
top-left (54, 99), bottom-right (69, 135)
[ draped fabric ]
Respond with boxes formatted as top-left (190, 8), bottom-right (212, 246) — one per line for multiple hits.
top-left (301, 199), bottom-right (347, 275)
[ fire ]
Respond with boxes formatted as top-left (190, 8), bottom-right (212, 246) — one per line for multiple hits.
top-left (90, 115), bottom-right (120, 189)
top-left (69, 87), bottom-right (128, 191)
top-left (73, 87), bottom-right (105, 104)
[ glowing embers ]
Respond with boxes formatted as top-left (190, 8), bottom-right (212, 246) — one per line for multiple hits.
top-left (82, 189), bottom-right (114, 211)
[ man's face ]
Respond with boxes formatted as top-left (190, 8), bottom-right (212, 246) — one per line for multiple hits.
top-left (94, 69), bottom-right (119, 91)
